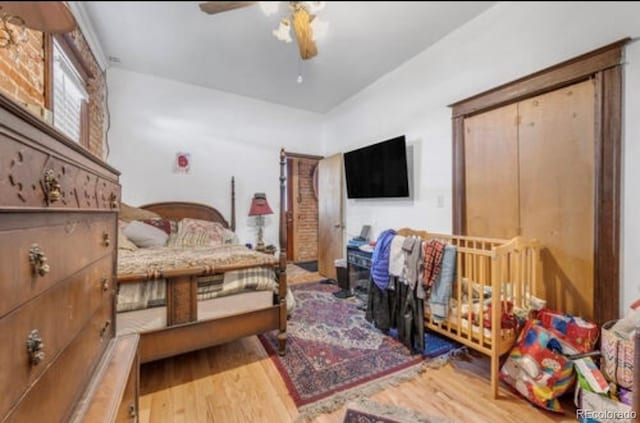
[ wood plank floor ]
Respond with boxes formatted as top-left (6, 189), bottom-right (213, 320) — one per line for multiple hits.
top-left (138, 336), bottom-right (576, 423)
top-left (138, 271), bottom-right (577, 422)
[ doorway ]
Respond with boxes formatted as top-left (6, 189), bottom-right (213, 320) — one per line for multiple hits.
top-left (284, 152), bottom-right (322, 269)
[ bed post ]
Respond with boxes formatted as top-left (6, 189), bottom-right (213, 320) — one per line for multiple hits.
top-left (278, 148), bottom-right (288, 355)
top-left (230, 176), bottom-right (236, 232)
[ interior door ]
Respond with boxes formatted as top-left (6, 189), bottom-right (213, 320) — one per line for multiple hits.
top-left (318, 153), bottom-right (344, 280)
top-left (464, 103), bottom-right (520, 239)
top-left (518, 79), bottom-right (595, 318)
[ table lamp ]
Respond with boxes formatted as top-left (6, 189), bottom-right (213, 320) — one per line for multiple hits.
top-left (248, 193), bottom-right (273, 252)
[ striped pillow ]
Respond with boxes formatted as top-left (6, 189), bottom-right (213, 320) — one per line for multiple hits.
top-left (168, 218), bottom-right (226, 248)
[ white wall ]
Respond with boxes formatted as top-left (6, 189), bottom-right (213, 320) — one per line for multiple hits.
top-left (106, 68), bottom-right (324, 247)
top-left (322, 1), bottom-right (640, 314)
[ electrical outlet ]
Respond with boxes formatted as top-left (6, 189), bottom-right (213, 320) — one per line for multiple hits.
top-left (436, 195), bottom-right (444, 208)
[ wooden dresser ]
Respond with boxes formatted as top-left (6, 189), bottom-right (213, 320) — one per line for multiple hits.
top-left (0, 93), bottom-right (139, 422)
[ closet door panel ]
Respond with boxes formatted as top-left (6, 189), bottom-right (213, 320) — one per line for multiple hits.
top-left (464, 103), bottom-right (520, 239)
top-left (518, 80), bottom-right (595, 318)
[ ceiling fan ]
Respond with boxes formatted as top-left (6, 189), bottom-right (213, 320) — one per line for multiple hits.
top-left (199, 1), bottom-right (327, 60)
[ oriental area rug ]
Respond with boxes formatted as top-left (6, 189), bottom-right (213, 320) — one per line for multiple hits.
top-left (258, 281), bottom-right (462, 420)
top-left (342, 398), bottom-right (453, 423)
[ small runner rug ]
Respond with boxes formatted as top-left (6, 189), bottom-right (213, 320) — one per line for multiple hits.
top-left (259, 281), bottom-right (461, 421)
top-left (342, 398), bottom-right (453, 423)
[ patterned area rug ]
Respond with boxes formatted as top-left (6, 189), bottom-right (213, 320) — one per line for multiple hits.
top-left (342, 398), bottom-right (453, 423)
top-left (259, 281), bottom-right (459, 420)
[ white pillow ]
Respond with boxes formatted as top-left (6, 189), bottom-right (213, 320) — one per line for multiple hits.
top-left (123, 220), bottom-right (169, 248)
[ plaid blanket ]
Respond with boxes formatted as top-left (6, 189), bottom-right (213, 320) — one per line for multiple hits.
top-left (198, 267), bottom-right (276, 300)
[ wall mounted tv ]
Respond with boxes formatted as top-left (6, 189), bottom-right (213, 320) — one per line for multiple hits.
top-left (344, 135), bottom-right (409, 199)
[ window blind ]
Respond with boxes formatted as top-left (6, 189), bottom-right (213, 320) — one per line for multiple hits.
top-left (52, 39), bottom-right (88, 143)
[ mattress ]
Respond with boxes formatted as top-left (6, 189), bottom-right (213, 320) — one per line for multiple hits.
top-left (116, 290), bottom-right (274, 336)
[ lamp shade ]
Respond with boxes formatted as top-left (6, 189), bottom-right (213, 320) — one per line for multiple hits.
top-left (248, 193), bottom-right (273, 216)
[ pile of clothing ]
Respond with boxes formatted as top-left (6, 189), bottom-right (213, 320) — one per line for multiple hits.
top-left (365, 229), bottom-right (457, 353)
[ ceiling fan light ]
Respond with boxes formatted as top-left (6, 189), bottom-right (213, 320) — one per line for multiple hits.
top-left (305, 1), bottom-right (326, 14)
top-left (259, 1), bottom-right (280, 17)
top-left (273, 19), bottom-right (292, 43)
top-left (310, 16), bottom-right (329, 40)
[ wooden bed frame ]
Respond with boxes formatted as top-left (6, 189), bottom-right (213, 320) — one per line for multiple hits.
top-left (116, 150), bottom-right (288, 363)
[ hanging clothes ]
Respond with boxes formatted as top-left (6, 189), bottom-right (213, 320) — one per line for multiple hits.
top-left (388, 235), bottom-right (406, 278)
top-left (422, 239), bottom-right (445, 291)
top-left (370, 229), bottom-right (396, 290)
top-left (401, 236), bottom-right (425, 300)
top-left (428, 244), bottom-right (457, 323)
top-left (367, 234), bottom-right (425, 353)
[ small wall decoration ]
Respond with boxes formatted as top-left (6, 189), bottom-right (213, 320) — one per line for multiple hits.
top-left (175, 152), bottom-right (191, 173)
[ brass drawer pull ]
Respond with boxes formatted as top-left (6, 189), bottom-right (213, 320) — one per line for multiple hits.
top-left (29, 244), bottom-right (50, 276)
top-left (128, 403), bottom-right (136, 418)
top-left (101, 278), bottom-right (109, 292)
top-left (27, 329), bottom-right (45, 365)
top-left (99, 320), bottom-right (111, 337)
top-left (102, 232), bottom-right (111, 247)
top-left (43, 169), bottom-right (61, 205)
top-left (109, 192), bottom-right (118, 209)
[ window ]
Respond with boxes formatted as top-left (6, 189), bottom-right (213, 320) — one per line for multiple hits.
top-left (49, 36), bottom-right (89, 145)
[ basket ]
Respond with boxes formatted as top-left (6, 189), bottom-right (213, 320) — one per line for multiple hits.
top-left (600, 320), bottom-right (634, 389)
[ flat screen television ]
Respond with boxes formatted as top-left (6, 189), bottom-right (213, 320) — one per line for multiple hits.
top-left (344, 135), bottom-right (409, 199)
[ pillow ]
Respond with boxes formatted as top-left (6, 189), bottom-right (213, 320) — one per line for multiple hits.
top-left (119, 202), bottom-right (161, 222)
top-left (168, 218), bottom-right (226, 248)
top-left (123, 220), bottom-right (169, 248)
top-left (141, 218), bottom-right (173, 235)
top-left (222, 228), bottom-right (239, 245)
top-left (118, 229), bottom-right (138, 251)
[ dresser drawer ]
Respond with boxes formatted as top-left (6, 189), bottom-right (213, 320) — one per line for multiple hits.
top-left (0, 130), bottom-right (120, 210)
top-left (116, 360), bottom-right (139, 423)
top-left (3, 299), bottom-right (114, 423)
top-left (0, 213), bottom-right (115, 318)
top-left (0, 255), bottom-right (113, 418)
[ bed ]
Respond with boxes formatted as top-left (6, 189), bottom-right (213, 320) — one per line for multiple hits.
top-left (115, 150), bottom-right (288, 363)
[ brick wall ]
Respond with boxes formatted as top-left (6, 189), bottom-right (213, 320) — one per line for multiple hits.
top-left (0, 29), bottom-right (45, 108)
top-left (66, 29), bottom-right (106, 158)
top-left (0, 26), bottom-right (106, 158)
top-left (293, 158), bottom-right (319, 261)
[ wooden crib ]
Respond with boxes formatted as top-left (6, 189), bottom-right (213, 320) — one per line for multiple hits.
top-left (397, 229), bottom-right (541, 398)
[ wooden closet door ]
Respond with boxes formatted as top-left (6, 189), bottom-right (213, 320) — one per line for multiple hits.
top-left (518, 80), bottom-right (595, 318)
top-left (317, 153), bottom-right (344, 280)
top-left (464, 103), bottom-right (520, 239)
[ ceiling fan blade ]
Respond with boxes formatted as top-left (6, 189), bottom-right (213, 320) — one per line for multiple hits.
top-left (199, 2), bottom-right (256, 15)
top-left (292, 7), bottom-right (318, 60)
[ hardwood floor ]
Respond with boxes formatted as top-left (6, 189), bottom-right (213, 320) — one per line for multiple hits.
top-left (138, 271), bottom-right (576, 422)
top-left (139, 336), bottom-right (576, 423)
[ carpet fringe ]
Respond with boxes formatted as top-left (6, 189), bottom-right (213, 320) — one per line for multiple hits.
top-left (294, 347), bottom-right (467, 423)
top-left (294, 363), bottom-right (425, 423)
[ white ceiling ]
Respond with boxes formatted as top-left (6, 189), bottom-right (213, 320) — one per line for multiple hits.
top-left (84, 1), bottom-right (495, 113)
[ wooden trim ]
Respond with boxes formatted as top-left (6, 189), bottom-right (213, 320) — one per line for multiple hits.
top-left (450, 39), bottom-right (627, 324)
top-left (284, 151), bottom-right (324, 160)
top-left (43, 33), bottom-right (53, 111)
top-left (286, 157), bottom-right (294, 261)
top-left (52, 34), bottom-right (93, 82)
top-left (139, 306), bottom-right (280, 363)
top-left (593, 66), bottom-right (622, 323)
top-left (279, 148), bottom-right (288, 355)
top-left (230, 176), bottom-right (236, 231)
top-left (452, 116), bottom-right (465, 235)
top-left (450, 38), bottom-right (629, 118)
top-left (80, 100), bottom-right (90, 149)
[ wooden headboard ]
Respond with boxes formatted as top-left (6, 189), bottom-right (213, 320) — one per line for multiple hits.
top-left (140, 178), bottom-right (236, 231)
